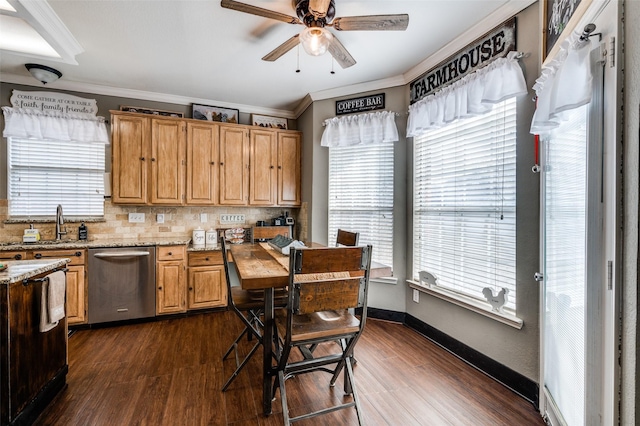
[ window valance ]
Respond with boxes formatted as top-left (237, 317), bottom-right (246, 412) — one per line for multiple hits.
top-left (321, 110), bottom-right (399, 147)
top-left (2, 107), bottom-right (109, 144)
top-left (529, 32), bottom-right (592, 135)
top-left (406, 51), bottom-right (527, 138)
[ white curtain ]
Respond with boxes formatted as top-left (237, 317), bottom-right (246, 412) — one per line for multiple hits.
top-left (2, 107), bottom-right (109, 144)
top-left (321, 110), bottom-right (399, 147)
top-left (406, 51), bottom-right (527, 137)
top-left (530, 31), bottom-right (593, 135)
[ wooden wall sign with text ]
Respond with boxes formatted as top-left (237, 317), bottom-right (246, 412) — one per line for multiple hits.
top-left (336, 93), bottom-right (385, 116)
top-left (409, 17), bottom-right (516, 104)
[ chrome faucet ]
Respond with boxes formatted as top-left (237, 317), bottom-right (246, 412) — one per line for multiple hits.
top-left (55, 204), bottom-right (67, 241)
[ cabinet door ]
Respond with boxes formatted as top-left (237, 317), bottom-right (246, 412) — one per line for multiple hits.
top-left (219, 125), bottom-right (249, 205)
top-left (186, 122), bottom-right (219, 205)
top-left (0, 251), bottom-right (27, 261)
top-left (66, 265), bottom-right (86, 324)
top-left (278, 132), bottom-right (302, 206)
top-left (156, 260), bottom-right (186, 314)
top-left (187, 265), bottom-right (227, 309)
top-left (249, 129), bottom-right (277, 206)
top-left (150, 119), bottom-right (186, 205)
top-left (111, 115), bottom-right (149, 204)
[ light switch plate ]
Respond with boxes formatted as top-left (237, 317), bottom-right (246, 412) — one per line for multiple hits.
top-left (128, 213), bottom-right (145, 223)
top-left (200, 213), bottom-right (207, 223)
top-left (412, 289), bottom-right (420, 303)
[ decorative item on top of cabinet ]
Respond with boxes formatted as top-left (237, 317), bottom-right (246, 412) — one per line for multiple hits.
top-left (187, 251), bottom-right (227, 310)
top-left (156, 245), bottom-right (186, 315)
top-left (28, 249), bottom-right (87, 325)
top-left (110, 111), bottom-right (186, 206)
top-left (219, 125), bottom-right (250, 206)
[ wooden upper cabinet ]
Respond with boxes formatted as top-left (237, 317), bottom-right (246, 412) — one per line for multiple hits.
top-left (219, 125), bottom-right (249, 205)
top-left (186, 122), bottom-right (219, 205)
top-left (111, 114), bottom-right (149, 204)
top-left (249, 129), bottom-right (277, 206)
top-left (277, 132), bottom-right (301, 206)
top-left (150, 119), bottom-right (186, 205)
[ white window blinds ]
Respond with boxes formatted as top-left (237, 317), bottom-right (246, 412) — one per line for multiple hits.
top-left (413, 97), bottom-right (516, 310)
top-left (329, 141), bottom-right (394, 268)
top-left (8, 138), bottom-right (106, 217)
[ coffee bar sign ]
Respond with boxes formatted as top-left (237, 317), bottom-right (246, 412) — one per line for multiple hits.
top-left (336, 93), bottom-right (385, 115)
top-left (409, 17), bottom-right (516, 104)
top-left (10, 90), bottom-right (99, 117)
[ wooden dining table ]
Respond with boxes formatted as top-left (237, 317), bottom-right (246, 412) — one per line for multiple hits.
top-left (228, 242), bottom-right (391, 416)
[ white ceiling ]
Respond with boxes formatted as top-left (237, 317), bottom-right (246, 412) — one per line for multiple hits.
top-left (0, 0), bottom-right (536, 118)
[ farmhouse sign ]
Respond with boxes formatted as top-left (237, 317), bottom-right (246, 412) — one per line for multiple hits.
top-left (10, 90), bottom-right (99, 117)
top-left (336, 93), bottom-right (385, 115)
top-left (409, 17), bottom-right (516, 104)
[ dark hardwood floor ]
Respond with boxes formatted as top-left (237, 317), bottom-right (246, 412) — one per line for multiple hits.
top-left (36, 311), bottom-right (544, 425)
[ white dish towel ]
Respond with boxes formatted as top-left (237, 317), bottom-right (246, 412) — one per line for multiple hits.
top-left (39, 270), bottom-right (66, 332)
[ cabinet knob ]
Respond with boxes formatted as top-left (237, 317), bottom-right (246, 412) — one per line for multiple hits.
top-left (278, 166), bottom-right (282, 169)
top-left (210, 162), bottom-right (215, 165)
top-left (140, 157), bottom-right (145, 161)
top-left (205, 257), bottom-right (209, 261)
top-left (270, 165), bottom-right (274, 169)
top-left (75, 251), bottom-right (82, 257)
top-left (189, 287), bottom-right (193, 291)
top-left (158, 286), bottom-right (162, 290)
top-left (151, 157), bottom-right (156, 162)
top-left (220, 162), bottom-right (224, 166)
top-left (35, 253), bottom-right (42, 259)
top-left (14, 254), bottom-right (22, 260)
top-left (168, 251), bottom-right (172, 256)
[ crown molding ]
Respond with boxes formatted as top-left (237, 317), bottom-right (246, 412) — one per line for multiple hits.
top-left (8, 0), bottom-right (83, 64)
top-left (0, 72), bottom-right (298, 119)
top-left (403, 0), bottom-right (537, 84)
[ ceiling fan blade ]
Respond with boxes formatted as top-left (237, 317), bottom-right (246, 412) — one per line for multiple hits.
top-left (221, 0), bottom-right (301, 25)
top-left (309, 0), bottom-right (332, 18)
top-left (262, 34), bottom-right (300, 62)
top-left (328, 35), bottom-right (356, 69)
top-left (332, 14), bottom-right (409, 31)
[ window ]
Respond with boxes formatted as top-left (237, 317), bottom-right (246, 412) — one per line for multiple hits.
top-left (8, 137), bottom-right (106, 217)
top-left (413, 97), bottom-right (516, 310)
top-left (329, 141), bottom-right (394, 268)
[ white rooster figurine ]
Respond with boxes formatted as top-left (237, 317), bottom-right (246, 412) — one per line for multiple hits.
top-left (482, 287), bottom-right (509, 313)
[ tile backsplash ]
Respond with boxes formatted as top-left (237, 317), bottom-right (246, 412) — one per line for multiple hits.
top-left (0, 199), bottom-right (306, 243)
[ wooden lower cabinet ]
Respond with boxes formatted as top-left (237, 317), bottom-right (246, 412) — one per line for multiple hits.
top-left (28, 249), bottom-right (87, 325)
top-left (156, 246), bottom-right (187, 315)
top-left (187, 251), bottom-right (227, 310)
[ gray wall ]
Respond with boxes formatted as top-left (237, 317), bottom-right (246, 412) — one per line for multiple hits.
top-left (623, 0), bottom-right (639, 423)
top-left (299, 3), bottom-right (541, 381)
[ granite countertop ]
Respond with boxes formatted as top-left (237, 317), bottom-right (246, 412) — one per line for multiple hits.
top-left (0, 237), bottom-right (192, 251)
top-left (0, 258), bottom-right (69, 285)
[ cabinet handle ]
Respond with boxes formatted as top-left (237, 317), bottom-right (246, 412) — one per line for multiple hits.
top-left (151, 158), bottom-right (156, 162)
top-left (140, 157), bottom-right (145, 161)
top-left (75, 251), bottom-right (82, 257)
top-left (158, 286), bottom-right (162, 290)
top-left (220, 162), bottom-right (224, 166)
top-left (210, 162), bottom-right (215, 165)
top-left (270, 165), bottom-right (274, 169)
top-left (14, 254), bottom-right (22, 260)
top-left (278, 166), bottom-right (282, 169)
top-left (168, 251), bottom-right (172, 256)
top-left (35, 253), bottom-right (42, 259)
top-left (189, 287), bottom-right (193, 291)
top-left (205, 257), bottom-right (209, 261)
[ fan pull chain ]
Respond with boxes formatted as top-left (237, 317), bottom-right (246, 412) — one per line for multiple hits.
top-left (296, 45), bottom-right (301, 73)
top-left (330, 57), bottom-right (335, 74)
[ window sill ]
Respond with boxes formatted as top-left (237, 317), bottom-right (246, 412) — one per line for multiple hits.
top-left (407, 281), bottom-right (523, 329)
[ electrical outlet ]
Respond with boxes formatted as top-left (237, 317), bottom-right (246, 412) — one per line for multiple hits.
top-left (413, 289), bottom-right (420, 303)
top-left (200, 213), bottom-right (207, 223)
top-left (156, 213), bottom-right (165, 224)
top-left (128, 213), bottom-right (145, 223)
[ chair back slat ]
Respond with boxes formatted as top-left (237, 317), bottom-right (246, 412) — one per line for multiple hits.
top-left (252, 226), bottom-right (291, 242)
top-left (336, 229), bottom-right (359, 247)
top-left (294, 278), bottom-right (362, 315)
top-left (291, 246), bottom-right (368, 275)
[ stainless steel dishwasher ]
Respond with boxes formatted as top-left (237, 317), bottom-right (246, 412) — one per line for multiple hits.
top-left (88, 246), bottom-right (156, 324)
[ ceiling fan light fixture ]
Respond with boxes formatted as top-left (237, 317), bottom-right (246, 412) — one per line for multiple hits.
top-left (25, 63), bottom-right (62, 84)
top-left (300, 26), bottom-right (333, 56)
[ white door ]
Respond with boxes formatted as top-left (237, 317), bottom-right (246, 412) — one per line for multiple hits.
top-left (539, 48), bottom-right (604, 426)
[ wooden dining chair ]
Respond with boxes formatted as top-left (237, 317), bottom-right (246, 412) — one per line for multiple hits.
top-left (251, 225), bottom-right (292, 243)
top-left (220, 237), bottom-right (287, 391)
top-left (272, 245), bottom-right (372, 425)
top-left (336, 229), bottom-right (359, 247)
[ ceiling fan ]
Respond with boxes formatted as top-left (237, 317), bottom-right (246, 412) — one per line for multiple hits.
top-left (220, 0), bottom-right (409, 68)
